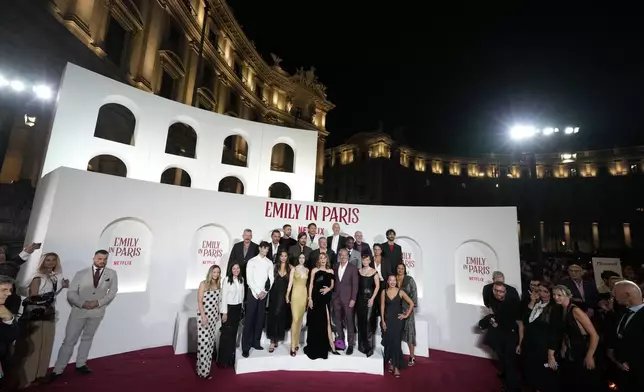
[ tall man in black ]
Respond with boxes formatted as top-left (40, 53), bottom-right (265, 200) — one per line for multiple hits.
top-left (242, 242), bottom-right (274, 358)
top-left (327, 223), bottom-right (345, 265)
top-left (483, 281), bottom-right (522, 392)
top-left (482, 271), bottom-right (520, 309)
top-left (380, 229), bottom-right (402, 266)
top-left (609, 281), bottom-right (644, 391)
top-left (267, 229), bottom-right (282, 263)
top-left (279, 224), bottom-right (297, 251)
top-left (227, 229), bottom-right (259, 280)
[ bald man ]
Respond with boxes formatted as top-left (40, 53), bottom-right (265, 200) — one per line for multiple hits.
top-left (327, 223), bottom-right (345, 265)
top-left (608, 281), bottom-right (644, 391)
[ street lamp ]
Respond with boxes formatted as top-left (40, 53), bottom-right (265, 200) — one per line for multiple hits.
top-left (509, 124), bottom-right (580, 264)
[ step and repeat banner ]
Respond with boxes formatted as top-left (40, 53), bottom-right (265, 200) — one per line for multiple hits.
top-left (22, 168), bottom-right (520, 361)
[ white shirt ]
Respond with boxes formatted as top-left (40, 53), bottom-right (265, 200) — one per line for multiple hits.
top-left (338, 262), bottom-right (348, 281)
top-left (32, 272), bottom-right (64, 295)
top-left (375, 262), bottom-right (383, 281)
top-left (271, 242), bottom-right (279, 258)
top-left (308, 234), bottom-right (319, 250)
top-left (246, 254), bottom-right (274, 298)
top-left (331, 235), bottom-right (340, 252)
top-left (221, 277), bottom-right (245, 314)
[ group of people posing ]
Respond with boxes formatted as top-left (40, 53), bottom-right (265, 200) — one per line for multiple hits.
top-left (481, 267), bottom-right (644, 392)
top-left (195, 223), bottom-right (419, 379)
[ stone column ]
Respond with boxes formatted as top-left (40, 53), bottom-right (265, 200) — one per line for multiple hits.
top-left (316, 134), bottom-right (325, 184)
top-left (623, 223), bottom-right (632, 248)
top-left (539, 221), bottom-right (545, 251)
top-left (592, 222), bottom-right (600, 250)
top-left (563, 222), bottom-right (571, 250)
top-left (174, 168), bottom-right (183, 186)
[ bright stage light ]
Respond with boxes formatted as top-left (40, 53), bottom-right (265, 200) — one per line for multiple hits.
top-left (510, 125), bottom-right (536, 140)
top-left (543, 127), bottom-right (554, 135)
top-left (33, 85), bottom-right (53, 100)
top-left (564, 127), bottom-right (574, 134)
top-left (10, 80), bottom-right (25, 92)
top-left (0, 75), bottom-right (8, 88)
top-left (24, 114), bottom-right (36, 127)
top-left (573, 127), bottom-right (579, 133)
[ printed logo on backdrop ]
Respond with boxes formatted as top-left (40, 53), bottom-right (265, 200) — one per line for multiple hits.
top-left (185, 224), bottom-right (230, 289)
top-left (395, 237), bottom-right (424, 300)
top-left (591, 257), bottom-right (622, 289)
top-left (98, 218), bottom-right (153, 293)
top-left (454, 240), bottom-right (499, 307)
top-left (264, 201), bottom-right (360, 228)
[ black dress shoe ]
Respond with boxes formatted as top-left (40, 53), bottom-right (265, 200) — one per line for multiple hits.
top-left (253, 346), bottom-right (264, 351)
top-left (366, 350), bottom-right (374, 358)
top-left (242, 351), bottom-right (250, 358)
top-left (76, 366), bottom-right (93, 375)
top-left (47, 372), bottom-right (61, 383)
top-left (346, 346), bottom-right (354, 355)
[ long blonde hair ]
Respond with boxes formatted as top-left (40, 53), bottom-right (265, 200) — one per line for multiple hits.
top-left (36, 252), bottom-right (62, 275)
top-left (204, 265), bottom-right (221, 290)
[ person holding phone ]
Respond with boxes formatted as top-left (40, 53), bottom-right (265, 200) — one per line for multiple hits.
top-left (18, 252), bottom-right (69, 388)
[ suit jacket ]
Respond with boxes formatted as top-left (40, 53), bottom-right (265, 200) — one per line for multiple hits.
top-left (227, 241), bottom-right (259, 278)
top-left (614, 308), bottom-right (644, 385)
top-left (381, 242), bottom-right (403, 266)
top-left (482, 282), bottom-right (520, 309)
top-left (333, 262), bottom-right (359, 304)
top-left (347, 249), bottom-right (361, 269)
top-left (267, 242), bottom-right (283, 264)
top-left (354, 242), bottom-right (372, 258)
top-left (308, 248), bottom-right (336, 270)
top-left (327, 235), bottom-right (346, 262)
top-left (279, 236), bottom-right (297, 251)
top-left (288, 244), bottom-right (312, 266)
top-left (306, 234), bottom-right (323, 250)
top-left (67, 266), bottom-right (118, 318)
top-left (0, 320), bottom-right (19, 368)
top-left (561, 278), bottom-right (599, 311)
top-left (373, 256), bottom-right (394, 280)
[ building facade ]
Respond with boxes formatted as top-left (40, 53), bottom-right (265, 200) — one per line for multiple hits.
top-left (0, 0), bottom-right (333, 188)
top-left (323, 132), bottom-right (644, 255)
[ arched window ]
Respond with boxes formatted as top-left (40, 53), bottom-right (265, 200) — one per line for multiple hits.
top-left (221, 135), bottom-right (248, 167)
top-left (87, 155), bottom-right (127, 177)
top-left (270, 143), bottom-right (294, 173)
top-left (94, 103), bottom-right (136, 145)
top-left (269, 182), bottom-right (291, 199)
top-left (160, 168), bottom-right (191, 187)
top-left (165, 122), bottom-right (197, 158)
top-left (218, 176), bottom-right (244, 194)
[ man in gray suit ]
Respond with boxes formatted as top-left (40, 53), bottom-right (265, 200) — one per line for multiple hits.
top-left (49, 250), bottom-right (118, 381)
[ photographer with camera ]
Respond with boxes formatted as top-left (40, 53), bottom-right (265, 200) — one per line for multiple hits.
top-left (17, 252), bottom-right (68, 388)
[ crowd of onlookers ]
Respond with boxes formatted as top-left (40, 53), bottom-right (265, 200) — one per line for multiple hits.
top-left (482, 259), bottom-right (644, 392)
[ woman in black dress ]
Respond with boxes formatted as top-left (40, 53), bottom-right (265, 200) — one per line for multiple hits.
top-left (519, 281), bottom-right (561, 391)
top-left (303, 253), bottom-right (339, 359)
top-left (267, 251), bottom-right (291, 353)
top-left (380, 274), bottom-right (414, 378)
top-left (552, 284), bottom-right (603, 392)
top-left (357, 254), bottom-right (380, 357)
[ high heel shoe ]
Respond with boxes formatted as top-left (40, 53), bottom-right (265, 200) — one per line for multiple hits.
top-left (331, 350), bottom-right (341, 355)
top-left (290, 349), bottom-right (296, 357)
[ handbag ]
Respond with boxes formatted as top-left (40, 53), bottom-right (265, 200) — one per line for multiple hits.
top-left (21, 292), bottom-right (56, 322)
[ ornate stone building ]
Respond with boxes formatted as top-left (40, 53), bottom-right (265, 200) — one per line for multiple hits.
top-left (324, 131), bottom-right (644, 255)
top-left (0, 0), bottom-right (333, 188)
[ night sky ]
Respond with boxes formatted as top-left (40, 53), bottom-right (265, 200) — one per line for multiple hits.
top-left (227, 1), bottom-right (644, 155)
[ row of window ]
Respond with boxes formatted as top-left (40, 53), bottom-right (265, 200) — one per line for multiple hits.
top-left (93, 103), bottom-right (295, 172)
top-left (87, 154), bottom-right (292, 199)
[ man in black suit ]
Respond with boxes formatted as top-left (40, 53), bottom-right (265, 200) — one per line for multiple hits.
top-left (380, 229), bottom-right (402, 266)
top-left (227, 229), bottom-right (259, 280)
top-left (561, 264), bottom-right (599, 315)
top-left (288, 232), bottom-right (312, 266)
top-left (353, 231), bottom-right (372, 258)
top-left (0, 243), bottom-right (37, 314)
top-left (327, 223), bottom-right (345, 265)
top-left (0, 275), bottom-right (19, 386)
top-left (608, 281), bottom-right (644, 392)
top-left (279, 224), bottom-right (297, 250)
top-left (309, 237), bottom-right (335, 269)
top-left (482, 271), bottom-right (520, 309)
top-left (267, 229), bottom-right (282, 263)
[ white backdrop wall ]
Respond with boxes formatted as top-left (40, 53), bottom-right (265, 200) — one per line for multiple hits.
top-left (40, 63), bottom-right (318, 201)
top-left (19, 168), bottom-right (521, 364)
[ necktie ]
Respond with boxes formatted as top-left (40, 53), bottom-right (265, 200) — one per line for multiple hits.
top-left (93, 268), bottom-right (101, 288)
top-left (617, 309), bottom-right (634, 337)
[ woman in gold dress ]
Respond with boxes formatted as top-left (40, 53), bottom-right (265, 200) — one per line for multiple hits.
top-left (286, 253), bottom-right (308, 356)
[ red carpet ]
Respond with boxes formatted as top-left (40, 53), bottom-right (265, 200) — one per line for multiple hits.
top-left (33, 347), bottom-right (500, 392)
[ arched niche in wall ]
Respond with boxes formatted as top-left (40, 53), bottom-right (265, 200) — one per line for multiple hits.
top-left (270, 143), bottom-right (294, 173)
top-left (221, 135), bottom-right (248, 167)
top-left (97, 217), bottom-right (153, 293)
top-left (93, 103), bottom-right (136, 145)
top-left (218, 176), bottom-right (244, 194)
top-left (165, 122), bottom-right (197, 158)
top-left (269, 182), bottom-right (291, 200)
top-left (87, 155), bottom-right (127, 177)
top-left (160, 167), bottom-right (191, 187)
top-left (185, 224), bottom-right (231, 289)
